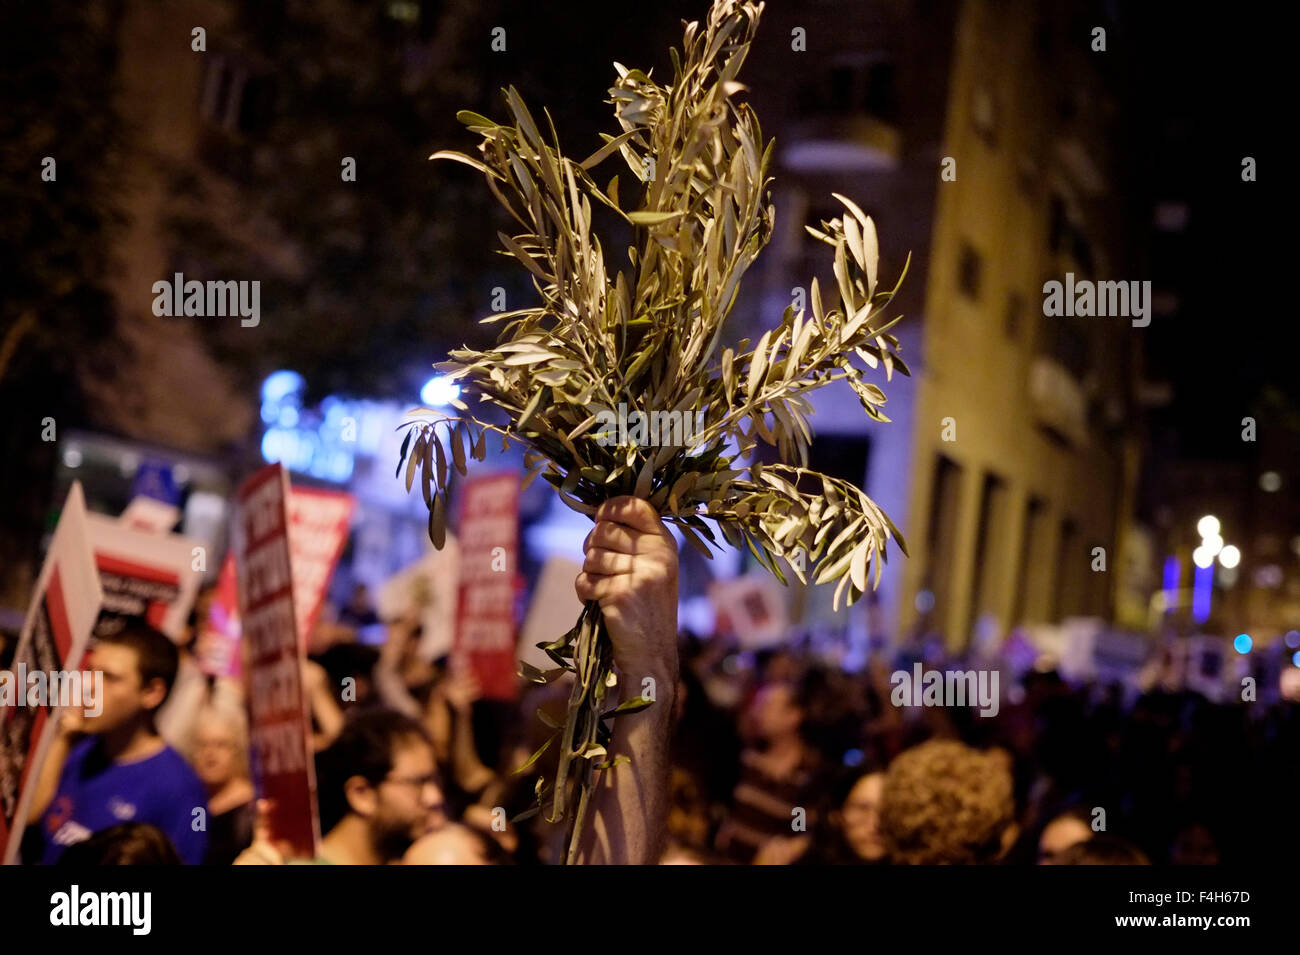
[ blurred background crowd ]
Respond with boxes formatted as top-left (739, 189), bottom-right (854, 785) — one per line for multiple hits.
top-left (13, 580), bottom-right (1294, 866)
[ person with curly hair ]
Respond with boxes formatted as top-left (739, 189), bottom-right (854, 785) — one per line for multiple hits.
top-left (879, 739), bottom-right (1018, 865)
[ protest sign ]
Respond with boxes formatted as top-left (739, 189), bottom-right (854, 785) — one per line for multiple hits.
top-left (454, 474), bottom-right (520, 701)
top-left (195, 553), bottom-right (242, 678)
top-left (286, 487), bottom-right (354, 648)
top-left (708, 573), bottom-right (789, 649)
top-left (195, 487), bottom-right (352, 679)
top-left (119, 495), bottom-right (181, 534)
top-left (518, 556), bottom-right (583, 675)
top-left (376, 537), bottom-right (460, 661)
top-left (85, 513), bottom-right (201, 643)
top-left (1, 483), bottom-right (103, 864)
top-left (233, 464), bottom-right (320, 859)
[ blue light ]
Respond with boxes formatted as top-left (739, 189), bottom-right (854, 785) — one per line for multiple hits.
top-left (1285, 631), bottom-right (1300, 649)
top-left (1192, 562), bottom-right (1213, 624)
top-left (261, 369), bottom-right (305, 405)
top-left (1233, 633), bottom-right (1252, 654)
top-left (421, 375), bottom-right (461, 407)
top-left (1293, 651), bottom-right (1300, 667)
top-left (1162, 555), bottom-right (1180, 594)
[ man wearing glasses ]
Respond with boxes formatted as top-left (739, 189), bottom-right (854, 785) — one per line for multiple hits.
top-left (237, 709), bottom-right (445, 865)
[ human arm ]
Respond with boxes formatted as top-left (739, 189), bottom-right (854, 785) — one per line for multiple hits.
top-left (27, 709), bottom-right (82, 823)
top-left (571, 497), bottom-right (680, 865)
top-left (302, 658), bottom-right (344, 751)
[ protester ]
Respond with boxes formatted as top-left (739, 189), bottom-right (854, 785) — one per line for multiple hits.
top-left (570, 496), bottom-right (680, 865)
top-left (1036, 807), bottom-right (1094, 864)
top-left (839, 771), bottom-right (888, 862)
top-left (191, 701), bottom-right (256, 865)
top-left (878, 739), bottom-right (1018, 865)
top-left (234, 708), bottom-right (444, 865)
top-left (57, 822), bottom-right (183, 865)
top-left (715, 675), bottom-right (826, 864)
top-left (28, 620), bottom-right (209, 865)
top-left (155, 585), bottom-right (218, 755)
top-left (1051, 834), bottom-right (1150, 865)
top-left (404, 821), bottom-right (498, 865)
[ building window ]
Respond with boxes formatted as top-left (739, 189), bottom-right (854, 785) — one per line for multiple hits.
top-left (794, 55), bottom-right (898, 124)
top-left (200, 53), bottom-right (275, 136)
top-left (958, 242), bottom-right (982, 300)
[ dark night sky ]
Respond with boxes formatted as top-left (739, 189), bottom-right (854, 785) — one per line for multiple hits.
top-left (1128, 5), bottom-right (1287, 459)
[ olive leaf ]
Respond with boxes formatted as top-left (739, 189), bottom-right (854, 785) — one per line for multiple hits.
top-left (397, 0), bottom-right (911, 863)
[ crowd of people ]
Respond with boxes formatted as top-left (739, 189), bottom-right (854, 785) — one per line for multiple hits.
top-left (15, 597), bottom-right (1297, 866)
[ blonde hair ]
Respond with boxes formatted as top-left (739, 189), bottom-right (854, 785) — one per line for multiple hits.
top-left (879, 739), bottom-right (1014, 865)
top-left (191, 699), bottom-right (251, 777)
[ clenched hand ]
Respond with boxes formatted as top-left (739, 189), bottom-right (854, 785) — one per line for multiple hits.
top-left (574, 496), bottom-right (679, 679)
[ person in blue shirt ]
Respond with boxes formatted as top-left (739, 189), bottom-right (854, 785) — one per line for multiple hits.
top-left (28, 619), bottom-right (209, 865)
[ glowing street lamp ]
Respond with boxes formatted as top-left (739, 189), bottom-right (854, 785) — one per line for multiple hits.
top-left (420, 375), bottom-right (462, 407)
top-left (1218, 545), bottom-right (1241, 569)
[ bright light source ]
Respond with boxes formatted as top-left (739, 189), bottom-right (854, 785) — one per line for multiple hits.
top-left (261, 369), bottom-right (305, 405)
top-left (420, 376), bottom-right (461, 407)
top-left (1234, 634), bottom-right (1252, 654)
top-left (1201, 533), bottom-right (1224, 557)
top-left (63, 447), bottom-right (83, 469)
top-left (1218, 545), bottom-right (1241, 569)
top-left (1260, 471), bottom-right (1282, 493)
top-left (1192, 545), bottom-right (1215, 569)
top-left (1196, 515), bottom-right (1220, 538)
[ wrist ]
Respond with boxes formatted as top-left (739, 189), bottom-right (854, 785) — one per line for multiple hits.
top-left (614, 653), bottom-right (678, 702)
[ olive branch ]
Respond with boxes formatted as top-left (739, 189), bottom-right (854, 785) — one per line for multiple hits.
top-left (397, 0), bottom-right (910, 862)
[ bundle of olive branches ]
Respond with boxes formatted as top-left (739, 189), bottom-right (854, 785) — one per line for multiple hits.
top-left (397, 0), bottom-right (910, 863)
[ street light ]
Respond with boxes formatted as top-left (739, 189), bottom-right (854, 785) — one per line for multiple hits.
top-left (1197, 515), bottom-right (1221, 538)
top-left (420, 375), bottom-right (462, 407)
top-left (1218, 545), bottom-right (1241, 569)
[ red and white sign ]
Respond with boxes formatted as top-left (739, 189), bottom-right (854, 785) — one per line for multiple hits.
top-left (196, 554), bottom-right (242, 679)
top-left (286, 487), bottom-right (354, 648)
top-left (196, 488), bottom-right (353, 679)
top-left (233, 464), bottom-right (320, 859)
top-left (454, 474), bottom-right (521, 701)
top-left (118, 495), bottom-right (181, 535)
top-left (1, 483), bottom-right (104, 864)
top-left (85, 513), bottom-right (201, 643)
